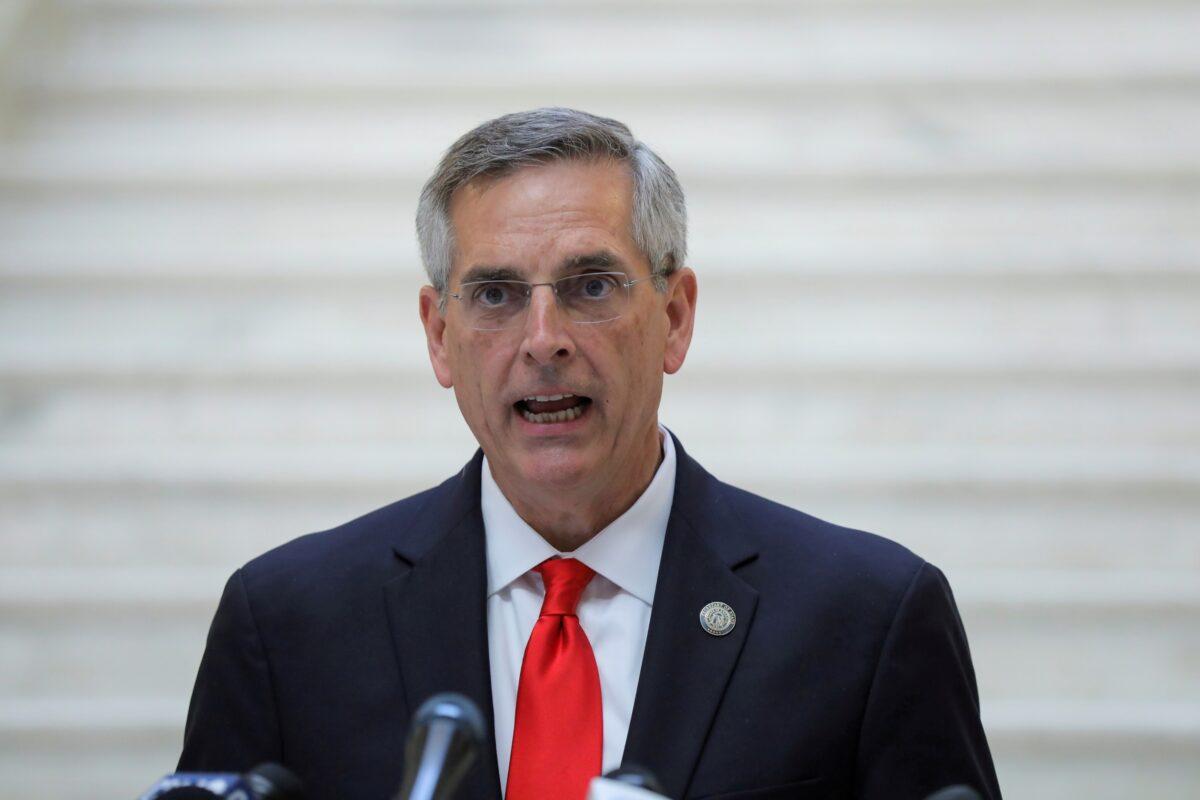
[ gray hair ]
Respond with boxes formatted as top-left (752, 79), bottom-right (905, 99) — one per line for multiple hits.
top-left (416, 107), bottom-right (687, 295)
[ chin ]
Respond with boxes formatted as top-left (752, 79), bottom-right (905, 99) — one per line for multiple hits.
top-left (515, 448), bottom-right (596, 488)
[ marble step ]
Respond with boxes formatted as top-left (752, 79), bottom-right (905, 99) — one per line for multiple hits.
top-left (4, 0), bottom-right (1195, 797)
top-left (5, 88), bottom-right (1199, 185)
top-left (4, 479), bottom-right (1200, 573)
top-left (6, 377), bottom-right (1197, 450)
top-left (50, 0), bottom-right (1189, 8)
top-left (1, 276), bottom-right (1197, 377)
top-left (18, 3), bottom-right (1200, 95)
top-left (0, 695), bottom-right (1196, 800)
top-left (1, 566), bottom-right (1197, 703)
top-left (2, 183), bottom-right (1197, 283)
top-left (2, 439), bottom-right (1197, 493)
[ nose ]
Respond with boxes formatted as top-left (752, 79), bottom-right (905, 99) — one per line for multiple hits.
top-left (520, 284), bottom-right (575, 365)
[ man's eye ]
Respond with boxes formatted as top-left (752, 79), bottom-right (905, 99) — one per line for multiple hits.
top-left (572, 274), bottom-right (618, 299)
top-left (473, 283), bottom-right (512, 306)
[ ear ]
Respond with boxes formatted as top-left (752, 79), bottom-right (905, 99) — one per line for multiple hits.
top-left (662, 267), bottom-right (697, 375)
top-left (419, 285), bottom-right (455, 388)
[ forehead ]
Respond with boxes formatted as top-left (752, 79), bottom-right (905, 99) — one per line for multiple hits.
top-left (446, 158), bottom-right (640, 279)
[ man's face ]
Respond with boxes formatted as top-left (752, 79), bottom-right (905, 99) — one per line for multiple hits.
top-left (419, 158), bottom-right (696, 496)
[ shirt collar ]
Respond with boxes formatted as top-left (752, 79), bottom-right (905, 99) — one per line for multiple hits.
top-left (481, 425), bottom-right (676, 607)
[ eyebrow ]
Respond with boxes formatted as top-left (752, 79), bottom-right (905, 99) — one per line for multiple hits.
top-left (458, 251), bottom-right (625, 285)
top-left (562, 250), bottom-right (622, 273)
top-left (459, 265), bottom-right (524, 284)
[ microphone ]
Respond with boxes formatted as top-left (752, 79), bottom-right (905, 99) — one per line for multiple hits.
top-left (924, 786), bottom-right (983, 800)
top-left (587, 765), bottom-right (671, 800)
top-left (139, 763), bottom-right (303, 800)
top-left (394, 693), bottom-right (487, 800)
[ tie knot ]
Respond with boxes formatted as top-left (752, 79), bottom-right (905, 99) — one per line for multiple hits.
top-left (534, 558), bottom-right (595, 617)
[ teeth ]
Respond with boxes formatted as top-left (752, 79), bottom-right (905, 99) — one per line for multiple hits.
top-left (520, 403), bottom-right (586, 424)
top-left (524, 393), bottom-right (573, 402)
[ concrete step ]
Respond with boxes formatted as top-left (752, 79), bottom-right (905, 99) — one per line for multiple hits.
top-left (5, 88), bottom-right (1199, 184)
top-left (1, 277), bottom-right (1198, 378)
top-left (18, 3), bottom-right (1200, 95)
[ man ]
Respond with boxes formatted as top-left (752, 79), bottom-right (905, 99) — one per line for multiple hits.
top-left (178, 108), bottom-right (1001, 800)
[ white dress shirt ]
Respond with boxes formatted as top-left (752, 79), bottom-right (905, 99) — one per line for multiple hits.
top-left (482, 427), bottom-right (676, 796)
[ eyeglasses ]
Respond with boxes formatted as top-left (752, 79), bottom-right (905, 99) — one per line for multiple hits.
top-left (446, 271), bottom-right (658, 331)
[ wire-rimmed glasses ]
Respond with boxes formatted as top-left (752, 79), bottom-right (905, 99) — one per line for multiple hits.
top-left (446, 271), bottom-right (657, 331)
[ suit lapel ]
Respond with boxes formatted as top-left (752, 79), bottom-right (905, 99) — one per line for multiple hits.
top-left (623, 437), bottom-right (760, 799)
top-left (382, 452), bottom-right (504, 800)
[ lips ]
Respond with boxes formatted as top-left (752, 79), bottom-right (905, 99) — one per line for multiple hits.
top-left (514, 393), bottom-right (592, 424)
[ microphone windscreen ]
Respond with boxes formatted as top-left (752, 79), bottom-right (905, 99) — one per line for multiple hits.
top-left (586, 777), bottom-right (670, 800)
top-left (924, 786), bottom-right (983, 800)
top-left (414, 693), bottom-right (486, 745)
top-left (602, 765), bottom-right (666, 794)
top-left (140, 774), bottom-right (247, 800)
top-left (246, 763), bottom-right (305, 800)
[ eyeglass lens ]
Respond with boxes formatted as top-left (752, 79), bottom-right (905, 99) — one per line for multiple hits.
top-left (458, 272), bottom-right (630, 330)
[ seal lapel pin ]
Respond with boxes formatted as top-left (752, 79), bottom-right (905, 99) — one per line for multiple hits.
top-left (699, 601), bottom-right (736, 637)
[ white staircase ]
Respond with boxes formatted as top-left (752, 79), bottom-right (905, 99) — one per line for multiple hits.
top-left (1, 1), bottom-right (1198, 797)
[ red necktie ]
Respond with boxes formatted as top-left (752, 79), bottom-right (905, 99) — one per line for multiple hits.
top-left (506, 558), bottom-right (602, 800)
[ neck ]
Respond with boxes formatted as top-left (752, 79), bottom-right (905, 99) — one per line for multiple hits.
top-left (495, 428), bottom-right (664, 552)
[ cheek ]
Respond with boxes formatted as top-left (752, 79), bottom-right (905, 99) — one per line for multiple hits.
top-left (453, 338), bottom-right (508, 413)
top-left (607, 323), bottom-right (661, 406)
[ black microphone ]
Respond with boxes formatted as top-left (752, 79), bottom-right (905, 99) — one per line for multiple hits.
top-left (602, 765), bottom-right (667, 794)
top-left (244, 764), bottom-right (304, 800)
top-left (394, 693), bottom-right (487, 800)
top-left (139, 763), bottom-right (304, 800)
top-left (924, 786), bottom-right (983, 800)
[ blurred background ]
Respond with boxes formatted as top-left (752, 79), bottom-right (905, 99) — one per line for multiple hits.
top-left (1, 0), bottom-right (1198, 797)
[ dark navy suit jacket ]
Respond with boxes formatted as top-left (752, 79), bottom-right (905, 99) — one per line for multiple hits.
top-left (178, 435), bottom-right (1001, 800)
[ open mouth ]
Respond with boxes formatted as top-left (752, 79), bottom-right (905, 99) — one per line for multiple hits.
top-left (514, 393), bottom-right (593, 424)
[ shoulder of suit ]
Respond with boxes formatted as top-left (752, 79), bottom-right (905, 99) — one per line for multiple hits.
top-left (713, 478), bottom-right (928, 596)
top-left (237, 478), bottom-right (452, 589)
